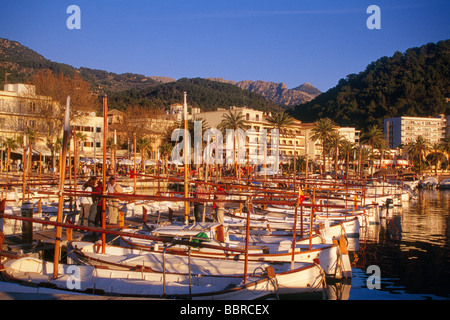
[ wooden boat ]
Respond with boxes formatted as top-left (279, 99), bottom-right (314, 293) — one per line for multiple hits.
top-left (119, 225), bottom-right (351, 279)
top-left (67, 241), bottom-right (326, 296)
top-left (1, 256), bottom-right (278, 300)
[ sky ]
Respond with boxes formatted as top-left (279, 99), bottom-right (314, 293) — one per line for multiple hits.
top-left (0, 0), bottom-right (449, 92)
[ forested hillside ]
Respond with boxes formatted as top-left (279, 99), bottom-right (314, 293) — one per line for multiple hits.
top-left (106, 77), bottom-right (283, 112)
top-left (291, 40), bottom-right (450, 129)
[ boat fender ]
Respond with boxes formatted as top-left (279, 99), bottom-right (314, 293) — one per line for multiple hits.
top-left (265, 265), bottom-right (276, 279)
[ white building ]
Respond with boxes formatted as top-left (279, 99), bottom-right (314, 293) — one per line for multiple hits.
top-left (384, 115), bottom-right (447, 148)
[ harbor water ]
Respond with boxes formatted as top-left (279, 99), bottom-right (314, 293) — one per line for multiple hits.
top-left (344, 189), bottom-right (449, 300)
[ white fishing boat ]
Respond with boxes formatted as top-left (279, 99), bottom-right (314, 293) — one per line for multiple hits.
top-left (438, 179), bottom-right (450, 189)
top-left (2, 257), bottom-right (314, 300)
top-left (1, 256), bottom-right (279, 300)
top-left (420, 176), bottom-right (439, 189)
top-left (67, 241), bottom-right (326, 296)
top-left (119, 225), bottom-right (351, 279)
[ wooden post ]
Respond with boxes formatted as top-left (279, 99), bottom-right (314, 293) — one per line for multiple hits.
top-left (133, 133), bottom-right (137, 194)
top-left (243, 196), bottom-right (252, 284)
top-left (309, 188), bottom-right (315, 250)
top-left (101, 95), bottom-right (108, 254)
top-left (291, 189), bottom-right (300, 266)
top-left (183, 92), bottom-right (190, 224)
top-left (53, 96), bottom-right (71, 279)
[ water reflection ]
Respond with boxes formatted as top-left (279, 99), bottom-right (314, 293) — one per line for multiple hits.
top-left (346, 190), bottom-right (449, 300)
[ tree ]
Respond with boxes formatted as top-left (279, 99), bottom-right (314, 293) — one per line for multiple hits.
top-left (339, 139), bottom-right (356, 178)
top-left (137, 137), bottom-right (153, 172)
top-left (217, 110), bottom-right (248, 173)
top-left (360, 125), bottom-right (386, 175)
top-left (266, 112), bottom-right (296, 176)
top-left (440, 137), bottom-right (450, 168)
top-left (426, 143), bottom-right (446, 176)
top-left (310, 118), bottom-right (336, 174)
top-left (328, 131), bottom-right (344, 177)
top-left (4, 137), bottom-right (18, 184)
top-left (46, 137), bottom-right (63, 173)
top-left (266, 112), bottom-right (295, 136)
top-left (217, 109), bottom-right (248, 133)
top-left (27, 69), bottom-right (99, 141)
top-left (404, 135), bottom-right (431, 175)
top-left (159, 142), bottom-right (173, 175)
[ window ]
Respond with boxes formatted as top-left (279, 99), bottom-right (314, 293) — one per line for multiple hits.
top-left (96, 127), bottom-right (102, 133)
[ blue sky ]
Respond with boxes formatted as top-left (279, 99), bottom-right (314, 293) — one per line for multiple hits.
top-left (0, 0), bottom-right (449, 92)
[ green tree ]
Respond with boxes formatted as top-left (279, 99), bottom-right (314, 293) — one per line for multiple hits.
top-left (426, 143), bottom-right (446, 176)
top-left (339, 139), bottom-right (357, 178)
top-left (360, 125), bottom-right (386, 176)
top-left (217, 110), bottom-right (248, 133)
top-left (137, 137), bottom-right (153, 172)
top-left (310, 118), bottom-right (336, 174)
top-left (4, 137), bottom-right (19, 184)
top-left (266, 112), bottom-right (296, 175)
top-left (405, 136), bottom-right (431, 175)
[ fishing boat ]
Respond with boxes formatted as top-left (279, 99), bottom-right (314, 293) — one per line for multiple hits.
top-left (67, 240), bottom-right (326, 296)
top-left (419, 176), bottom-right (439, 189)
top-left (119, 225), bottom-right (351, 279)
top-left (438, 179), bottom-right (450, 189)
top-left (1, 256), bottom-right (304, 300)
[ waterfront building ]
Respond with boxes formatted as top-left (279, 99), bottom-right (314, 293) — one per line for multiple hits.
top-left (384, 115), bottom-right (448, 149)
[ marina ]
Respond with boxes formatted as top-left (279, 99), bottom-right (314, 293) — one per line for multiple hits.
top-left (1, 149), bottom-right (447, 300)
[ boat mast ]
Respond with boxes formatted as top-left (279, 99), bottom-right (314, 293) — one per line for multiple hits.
top-left (53, 96), bottom-right (71, 279)
top-left (183, 92), bottom-right (189, 224)
top-left (101, 95), bottom-right (108, 253)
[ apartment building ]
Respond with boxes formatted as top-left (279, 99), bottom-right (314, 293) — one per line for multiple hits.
top-left (194, 106), bottom-right (307, 164)
top-left (0, 83), bottom-right (103, 160)
top-left (384, 115), bottom-right (447, 148)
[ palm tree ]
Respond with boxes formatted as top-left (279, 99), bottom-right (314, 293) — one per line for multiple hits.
top-left (4, 137), bottom-right (18, 184)
top-left (74, 131), bottom-right (87, 176)
top-left (46, 137), bottom-right (63, 174)
top-left (327, 131), bottom-right (344, 177)
top-left (266, 112), bottom-right (295, 176)
top-left (21, 126), bottom-right (42, 175)
top-left (266, 112), bottom-right (295, 136)
top-left (339, 139), bottom-right (356, 178)
top-left (310, 118), bottom-right (336, 174)
top-left (360, 125), bottom-right (385, 176)
top-left (440, 137), bottom-right (450, 169)
top-left (426, 143), bottom-right (446, 176)
top-left (137, 137), bottom-right (153, 172)
top-left (217, 110), bottom-right (248, 172)
top-left (159, 142), bottom-right (173, 175)
top-left (404, 135), bottom-right (431, 176)
top-left (217, 110), bottom-right (248, 133)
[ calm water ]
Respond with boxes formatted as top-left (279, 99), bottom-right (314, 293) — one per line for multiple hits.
top-left (345, 189), bottom-right (449, 300)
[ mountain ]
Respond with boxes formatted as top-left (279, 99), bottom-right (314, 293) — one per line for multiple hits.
top-left (107, 77), bottom-right (283, 112)
top-left (0, 38), bottom-right (291, 112)
top-left (207, 78), bottom-right (321, 106)
top-left (291, 39), bottom-right (450, 129)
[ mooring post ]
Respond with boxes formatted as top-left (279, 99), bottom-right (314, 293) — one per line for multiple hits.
top-left (21, 201), bottom-right (33, 244)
